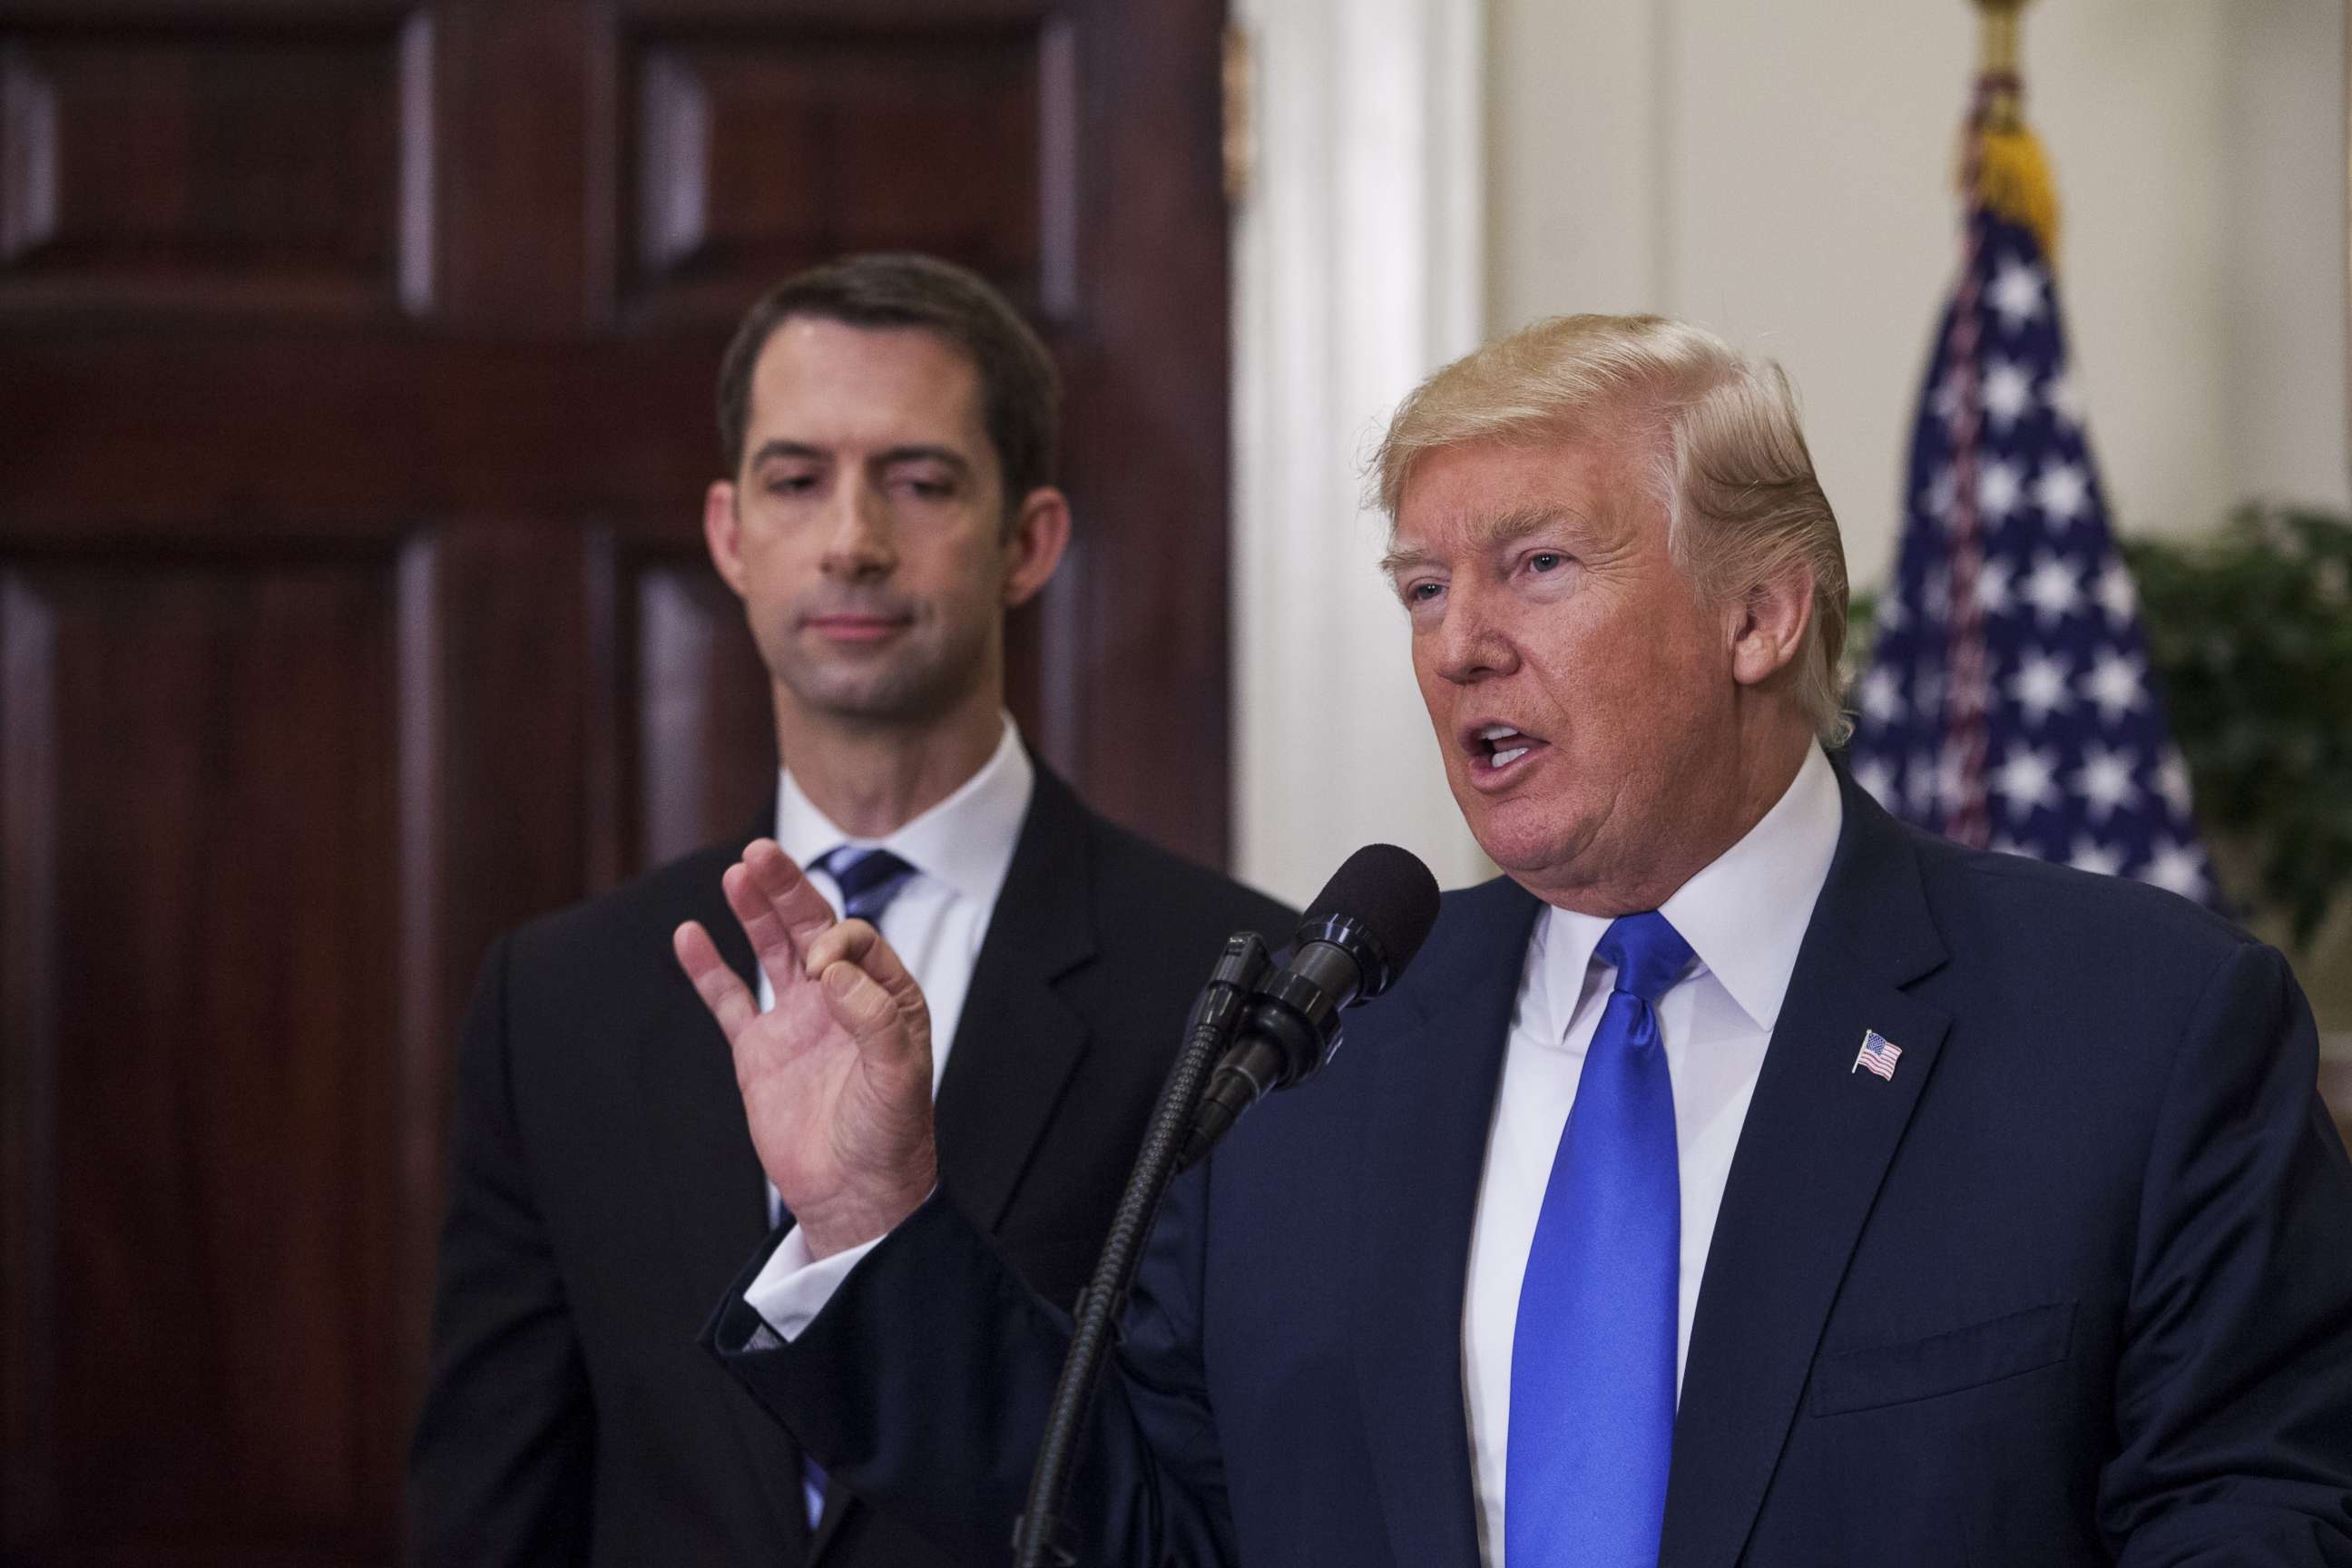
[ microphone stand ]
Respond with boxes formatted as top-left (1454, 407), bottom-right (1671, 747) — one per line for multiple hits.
top-left (1009, 931), bottom-right (1270, 1568)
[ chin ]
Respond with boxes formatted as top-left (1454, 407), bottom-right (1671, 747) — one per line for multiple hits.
top-left (803, 662), bottom-right (981, 726)
top-left (1461, 808), bottom-right (1569, 880)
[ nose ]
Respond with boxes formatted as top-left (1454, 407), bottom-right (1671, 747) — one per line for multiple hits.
top-left (819, 476), bottom-right (897, 581)
top-left (1425, 579), bottom-right (1517, 686)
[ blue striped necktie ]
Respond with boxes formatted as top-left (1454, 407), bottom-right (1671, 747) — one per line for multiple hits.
top-left (811, 845), bottom-right (918, 926)
top-left (1507, 909), bottom-right (1693, 1568)
top-left (790, 844), bottom-right (918, 1533)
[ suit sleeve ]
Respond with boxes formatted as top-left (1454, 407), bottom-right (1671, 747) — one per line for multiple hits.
top-left (2102, 941), bottom-right (2352, 1565)
top-left (406, 936), bottom-right (594, 1567)
top-left (707, 1163), bottom-right (1237, 1567)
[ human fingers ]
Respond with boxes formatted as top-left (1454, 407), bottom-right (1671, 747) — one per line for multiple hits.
top-left (673, 920), bottom-right (759, 1044)
top-left (816, 955), bottom-right (920, 1064)
top-left (721, 861), bottom-right (808, 998)
top-left (804, 919), bottom-right (929, 1029)
top-left (744, 840), bottom-right (838, 946)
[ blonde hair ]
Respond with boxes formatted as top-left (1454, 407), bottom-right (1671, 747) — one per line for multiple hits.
top-left (1373, 314), bottom-right (1852, 744)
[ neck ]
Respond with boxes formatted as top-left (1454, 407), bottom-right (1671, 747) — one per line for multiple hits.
top-left (772, 691), bottom-right (1006, 839)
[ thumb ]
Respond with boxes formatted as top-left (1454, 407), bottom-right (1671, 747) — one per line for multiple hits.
top-left (820, 957), bottom-right (917, 1061)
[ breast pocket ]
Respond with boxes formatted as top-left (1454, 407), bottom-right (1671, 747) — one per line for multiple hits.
top-left (1809, 1300), bottom-right (2075, 1416)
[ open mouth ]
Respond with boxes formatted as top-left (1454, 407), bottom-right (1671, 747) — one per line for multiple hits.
top-left (1470, 723), bottom-right (1545, 777)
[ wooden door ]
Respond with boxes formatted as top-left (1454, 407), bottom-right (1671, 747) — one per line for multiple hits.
top-left (0, 2), bottom-right (1231, 1560)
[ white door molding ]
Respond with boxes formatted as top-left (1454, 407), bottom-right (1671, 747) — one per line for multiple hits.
top-left (1230, 0), bottom-right (1494, 905)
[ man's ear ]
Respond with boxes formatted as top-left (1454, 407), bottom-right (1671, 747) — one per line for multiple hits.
top-left (703, 479), bottom-right (749, 598)
top-left (1002, 487), bottom-right (1073, 608)
top-left (1730, 564), bottom-right (1815, 688)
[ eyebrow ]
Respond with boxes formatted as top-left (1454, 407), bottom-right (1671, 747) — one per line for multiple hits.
top-left (746, 441), bottom-right (975, 473)
top-left (1378, 505), bottom-right (1574, 578)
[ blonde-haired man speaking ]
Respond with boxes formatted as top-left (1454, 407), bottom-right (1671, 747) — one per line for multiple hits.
top-left (682, 315), bottom-right (2352, 1567)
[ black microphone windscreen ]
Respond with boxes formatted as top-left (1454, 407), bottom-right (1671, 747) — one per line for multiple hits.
top-left (1302, 843), bottom-right (1442, 983)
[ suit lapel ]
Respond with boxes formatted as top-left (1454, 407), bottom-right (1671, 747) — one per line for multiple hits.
top-left (636, 823), bottom-right (815, 1559)
top-left (1660, 779), bottom-right (1952, 1568)
top-left (1352, 878), bottom-right (1542, 1568)
top-left (928, 768), bottom-right (1097, 1233)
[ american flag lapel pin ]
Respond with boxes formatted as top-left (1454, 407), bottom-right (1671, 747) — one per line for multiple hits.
top-left (1852, 1030), bottom-right (1902, 1082)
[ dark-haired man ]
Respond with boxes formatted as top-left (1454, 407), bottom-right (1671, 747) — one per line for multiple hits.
top-left (407, 253), bottom-right (1291, 1566)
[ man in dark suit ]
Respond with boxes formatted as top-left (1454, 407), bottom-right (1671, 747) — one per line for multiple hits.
top-left (685, 313), bottom-right (2352, 1565)
top-left (406, 253), bottom-right (1292, 1567)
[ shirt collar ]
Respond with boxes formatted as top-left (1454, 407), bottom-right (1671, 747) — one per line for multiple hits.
top-left (1534, 741), bottom-right (1844, 1035)
top-left (773, 713), bottom-right (1035, 909)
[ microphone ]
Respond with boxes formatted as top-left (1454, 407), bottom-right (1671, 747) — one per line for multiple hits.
top-left (1178, 844), bottom-right (1441, 1169)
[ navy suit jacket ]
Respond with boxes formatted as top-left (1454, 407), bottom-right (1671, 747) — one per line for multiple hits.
top-left (711, 773), bottom-right (2352, 1566)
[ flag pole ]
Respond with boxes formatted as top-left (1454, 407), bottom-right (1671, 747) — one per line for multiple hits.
top-left (1933, 0), bottom-right (2032, 849)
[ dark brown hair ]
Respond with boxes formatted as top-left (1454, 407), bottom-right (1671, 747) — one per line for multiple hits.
top-left (716, 252), bottom-right (1061, 504)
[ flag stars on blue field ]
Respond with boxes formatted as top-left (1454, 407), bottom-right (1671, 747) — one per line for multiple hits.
top-left (1989, 257), bottom-right (2048, 329)
top-left (2034, 461), bottom-right (2090, 524)
top-left (1980, 458), bottom-right (2027, 524)
top-left (2081, 649), bottom-right (2147, 723)
top-left (1994, 744), bottom-right (2062, 814)
top-left (1847, 210), bottom-right (2220, 911)
top-left (2022, 552), bottom-right (2083, 622)
top-left (2069, 836), bottom-right (2125, 876)
top-left (2143, 839), bottom-right (2210, 900)
top-left (1983, 358), bottom-right (2035, 429)
top-left (1975, 556), bottom-right (2014, 613)
top-left (2073, 742), bottom-right (2141, 823)
top-left (2009, 650), bottom-right (2073, 725)
top-left (1858, 666), bottom-right (1906, 726)
top-left (1924, 463), bottom-right (1958, 524)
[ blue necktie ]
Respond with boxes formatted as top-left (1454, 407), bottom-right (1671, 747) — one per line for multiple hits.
top-left (1507, 910), bottom-right (1693, 1568)
top-left (790, 845), bottom-right (918, 1533)
top-left (811, 845), bottom-right (918, 926)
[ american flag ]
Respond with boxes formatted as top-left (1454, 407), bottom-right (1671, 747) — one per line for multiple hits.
top-left (1844, 78), bottom-right (2217, 907)
top-left (1853, 1030), bottom-right (1903, 1083)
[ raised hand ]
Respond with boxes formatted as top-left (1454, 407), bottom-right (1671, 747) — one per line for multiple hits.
top-left (672, 839), bottom-right (937, 1258)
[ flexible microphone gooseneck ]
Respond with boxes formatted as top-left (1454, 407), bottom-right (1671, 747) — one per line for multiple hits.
top-left (1010, 845), bottom-right (1440, 1568)
top-left (1181, 843), bottom-right (1441, 1169)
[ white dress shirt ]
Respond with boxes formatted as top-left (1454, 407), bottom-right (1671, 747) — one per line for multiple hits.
top-left (1461, 742), bottom-right (1842, 1564)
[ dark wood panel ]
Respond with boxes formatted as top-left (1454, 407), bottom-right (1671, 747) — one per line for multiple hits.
top-left (620, 546), bottom-right (771, 868)
top-left (0, 2), bottom-right (1233, 1559)
top-left (0, 11), bottom-right (427, 316)
top-left (430, 1), bottom-right (603, 328)
top-left (426, 521), bottom-right (598, 993)
top-left (1044, 0), bottom-right (1230, 866)
top-left (0, 557), bottom-right (405, 1562)
top-left (0, 572), bottom-right (61, 1553)
top-left (616, 19), bottom-right (1052, 323)
top-left (0, 328), bottom-right (724, 533)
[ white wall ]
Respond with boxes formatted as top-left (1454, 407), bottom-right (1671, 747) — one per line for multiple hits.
top-left (1485, 0), bottom-right (2349, 593)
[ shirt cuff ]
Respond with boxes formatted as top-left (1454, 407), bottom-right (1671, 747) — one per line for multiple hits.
top-left (745, 1191), bottom-right (940, 1341)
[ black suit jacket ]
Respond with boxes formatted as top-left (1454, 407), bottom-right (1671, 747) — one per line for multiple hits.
top-left (407, 766), bottom-right (1295, 1566)
top-left (711, 770), bottom-right (2352, 1566)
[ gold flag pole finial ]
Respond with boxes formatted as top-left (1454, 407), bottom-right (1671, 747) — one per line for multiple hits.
top-left (1974, 0), bottom-right (2031, 131)
top-left (1964, 0), bottom-right (2058, 263)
